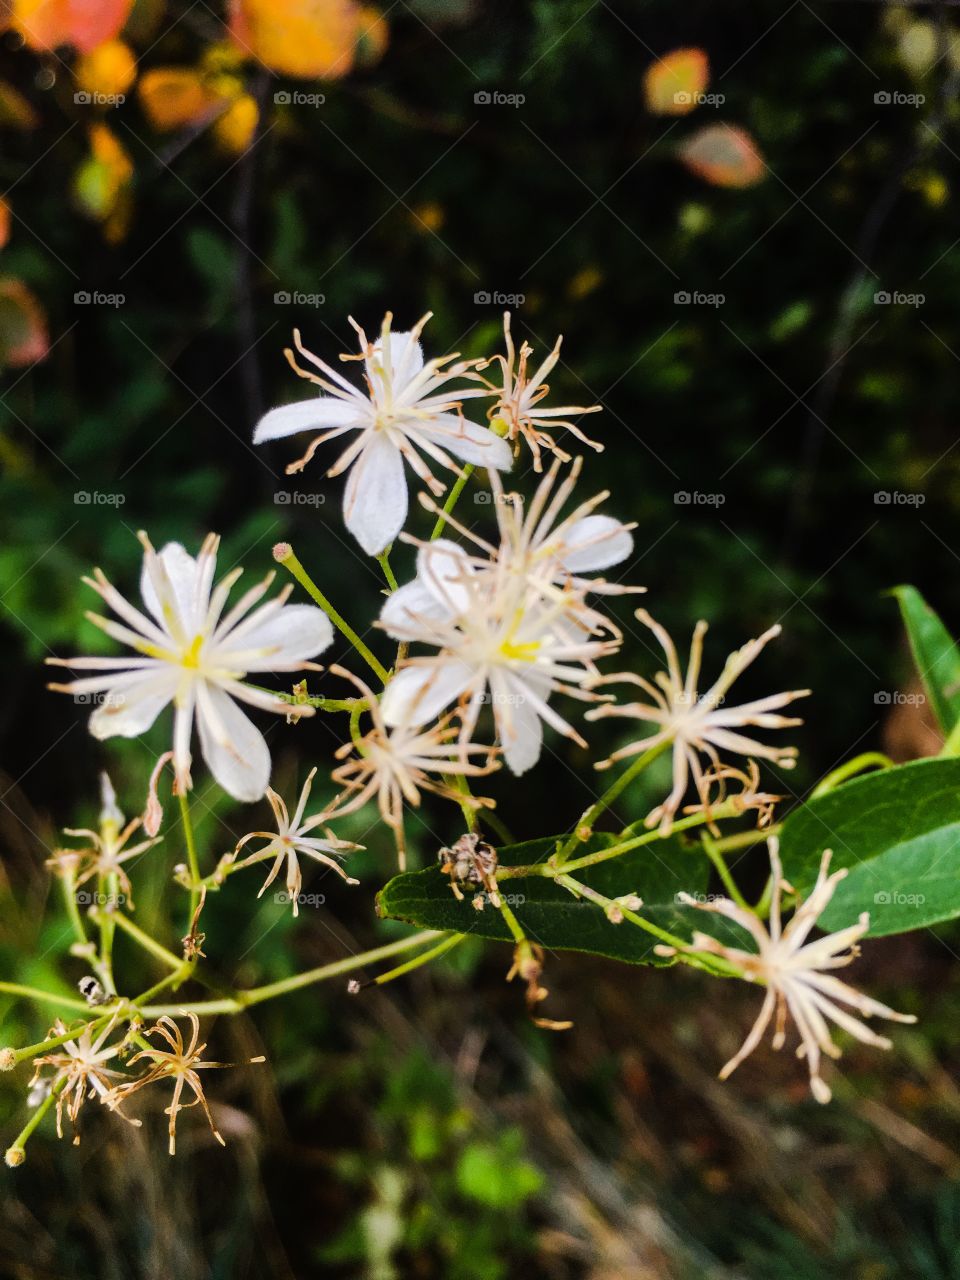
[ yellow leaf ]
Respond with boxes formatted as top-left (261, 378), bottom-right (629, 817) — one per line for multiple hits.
top-left (73, 122), bottom-right (133, 240)
top-left (644, 48), bottom-right (709, 116)
top-left (0, 278), bottom-right (49, 368)
top-left (213, 93), bottom-right (259, 152)
top-left (228, 0), bottom-right (362, 79)
top-left (678, 124), bottom-right (765, 189)
top-left (138, 68), bottom-right (222, 131)
top-left (75, 38), bottom-right (137, 101)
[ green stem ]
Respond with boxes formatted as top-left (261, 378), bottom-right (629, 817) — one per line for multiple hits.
top-left (179, 791), bottom-right (201, 922)
top-left (106, 910), bottom-right (184, 972)
top-left (61, 868), bottom-right (88, 951)
top-left (367, 933), bottom-right (465, 985)
top-left (496, 896), bottom-right (527, 946)
top-left (246, 682), bottom-right (364, 713)
top-left (811, 751), bottom-right (894, 798)
top-left (709, 825), bottom-right (779, 854)
top-left (274, 543), bottom-right (390, 684)
top-left (431, 465), bottom-right (474, 540)
top-left (376, 549), bottom-right (399, 592)
top-left (499, 802), bottom-right (738, 881)
top-left (5, 1077), bottom-right (67, 1165)
top-left (0, 983), bottom-right (88, 1013)
top-left (555, 740), bottom-right (670, 865)
top-left (700, 834), bottom-right (751, 910)
top-left (943, 720), bottom-right (960, 758)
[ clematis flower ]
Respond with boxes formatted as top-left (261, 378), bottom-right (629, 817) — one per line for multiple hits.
top-left (231, 769), bottom-right (361, 915)
top-left (479, 311), bottom-right (603, 471)
top-left (661, 839), bottom-right (916, 1103)
top-left (47, 533), bottom-right (333, 803)
top-left (30, 1018), bottom-right (137, 1143)
top-left (586, 611), bottom-right (809, 833)
top-left (53, 773), bottom-right (160, 910)
top-left (379, 538), bottom-right (620, 776)
top-left (328, 667), bottom-right (499, 868)
top-left (253, 313), bottom-right (513, 555)
top-left (105, 1012), bottom-right (264, 1155)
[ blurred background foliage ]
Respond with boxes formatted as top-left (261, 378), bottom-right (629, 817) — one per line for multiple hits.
top-left (3, 0), bottom-right (960, 1276)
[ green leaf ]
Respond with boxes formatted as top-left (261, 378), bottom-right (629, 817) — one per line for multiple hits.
top-left (892, 585), bottom-right (960, 734)
top-left (377, 832), bottom-right (744, 965)
top-left (779, 757), bottom-right (960, 936)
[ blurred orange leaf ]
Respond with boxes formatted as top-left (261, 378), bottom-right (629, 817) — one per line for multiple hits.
top-left (355, 6), bottom-right (388, 68)
top-left (0, 199), bottom-right (10, 249)
top-left (75, 38), bottom-right (137, 100)
top-left (678, 124), bottom-right (765, 188)
top-left (0, 79), bottom-right (39, 130)
top-left (12, 0), bottom-right (133, 54)
top-left (0, 278), bottom-right (49, 368)
top-left (644, 48), bottom-right (709, 116)
top-left (138, 68), bottom-right (223, 131)
top-left (228, 0), bottom-right (362, 79)
top-left (213, 93), bottom-right (258, 153)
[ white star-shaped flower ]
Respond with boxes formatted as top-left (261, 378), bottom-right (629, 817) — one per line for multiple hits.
top-left (48, 533), bottom-right (333, 802)
top-left (253, 312), bottom-right (513, 555)
top-left (666, 838), bottom-right (916, 1103)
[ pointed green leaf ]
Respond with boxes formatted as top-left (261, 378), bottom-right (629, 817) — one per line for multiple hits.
top-left (779, 757), bottom-right (960, 936)
top-left (892, 585), bottom-right (960, 734)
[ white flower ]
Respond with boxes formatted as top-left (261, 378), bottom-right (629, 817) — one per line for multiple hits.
top-left (31, 1017), bottom-right (135, 1142)
top-left (479, 311), bottom-right (603, 470)
top-left (47, 533), bottom-right (334, 803)
top-left (379, 538), bottom-right (619, 776)
top-left (57, 773), bottom-right (161, 909)
top-left (232, 769), bottom-right (361, 915)
top-left (667, 839), bottom-right (916, 1103)
top-left (328, 667), bottom-right (498, 868)
top-left (253, 313), bottom-right (513, 555)
top-left (587, 610), bottom-right (809, 832)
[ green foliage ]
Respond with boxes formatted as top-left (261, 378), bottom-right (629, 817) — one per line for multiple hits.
top-left (893, 585), bottom-right (960, 735)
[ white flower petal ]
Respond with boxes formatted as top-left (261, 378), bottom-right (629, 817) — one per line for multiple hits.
top-left (418, 415), bottom-right (513, 470)
top-left (417, 539), bottom-right (475, 615)
top-left (140, 543), bottom-right (199, 632)
top-left (560, 515), bottom-right (634, 574)
top-left (495, 675), bottom-right (543, 776)
top-left (88, 671), bottom-right (177, 740)
top-left (220, 603), bottom-right (334, 671)
top-left (368, 331), bottom-right (424, 388)
top-left (253, 397), bottom-right (360, 444)
top-left (380, 579), bottom-right (453, 636)
top-left (196, 683), bottom-right (271, 802)
top-left (380, 661), bottom-right (475, 727)
top-left (342, 433), bottom-right (408, 556)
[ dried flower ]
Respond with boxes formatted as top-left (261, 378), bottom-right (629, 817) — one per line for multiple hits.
top-left (30, 1018), bottom-right (136, 1143)
top-left (233, 769), bottom-right (361, 915)
top-left (55, 774), bottom-right (160, 909)
top-left (328, 668), bottom-right (498, 869)
top-left (105, 1012), bottom-right (264, 1154)
top-left (665, 838), bottom-right (916, 1102)
top-left (253, 313), bottom-right (512, 555)
top-left (47, 533), bottom-right (333, 802)
top-left (479, 311), bottom-right (603, 470)
top-left (587, 611), bottom-right (809, 832)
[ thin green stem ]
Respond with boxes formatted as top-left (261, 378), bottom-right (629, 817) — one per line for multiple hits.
top-left (274, 543), bottom-right (389, 684)
top-left (0, 983), bottom-right (88, 1013)
top-left (496, 896), bottom-right (527, 946)
top-left (700, 834), bottom-right (751, 910)
top-left (811, 751), bottom-right (894, 798)
top-left (555, 740), bottom-right (670, 865)
top-left (709, 825), bottom-right (779, 854)
top-left (60, 868), bottom-right (88, 951)
top-left (246, 682), bottom-right (364, 713)
top-left (376, 549), bottom-right (399, 592)
top-left (431, 465), bottom-right (474, 540)
top-left (366, 933), bottom-right (466, 986)
top-left (105, 910), bottom-right (184, 972)
top-left (178, 791), bottom-right (201, 922)
top-left (5, 1077), bottom-right (67, 1165)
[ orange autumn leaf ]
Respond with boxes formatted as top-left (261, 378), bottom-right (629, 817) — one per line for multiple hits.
top-left (0, 278), bottom-right (49, 368)
top-left (12, 0), bottom-right (133, 54)
top-left (0, 79), bottom-right (39, 130)
top-left (228, 0), bottom-right (361, 79)
top-left (0, 198), bottom-right (10, 249)
top-left (678, 124), bottom-right (766, 188)
top-left (213, 93), bottom-right (258, 153)
top-left (138, 68), bottom-right (223, 131)
top-left (73, 122), bottom-right (133, 241)
top-left (75, 38), bottom-right (137, 100)
top-left (644, 48), bottom-right (709, 116)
